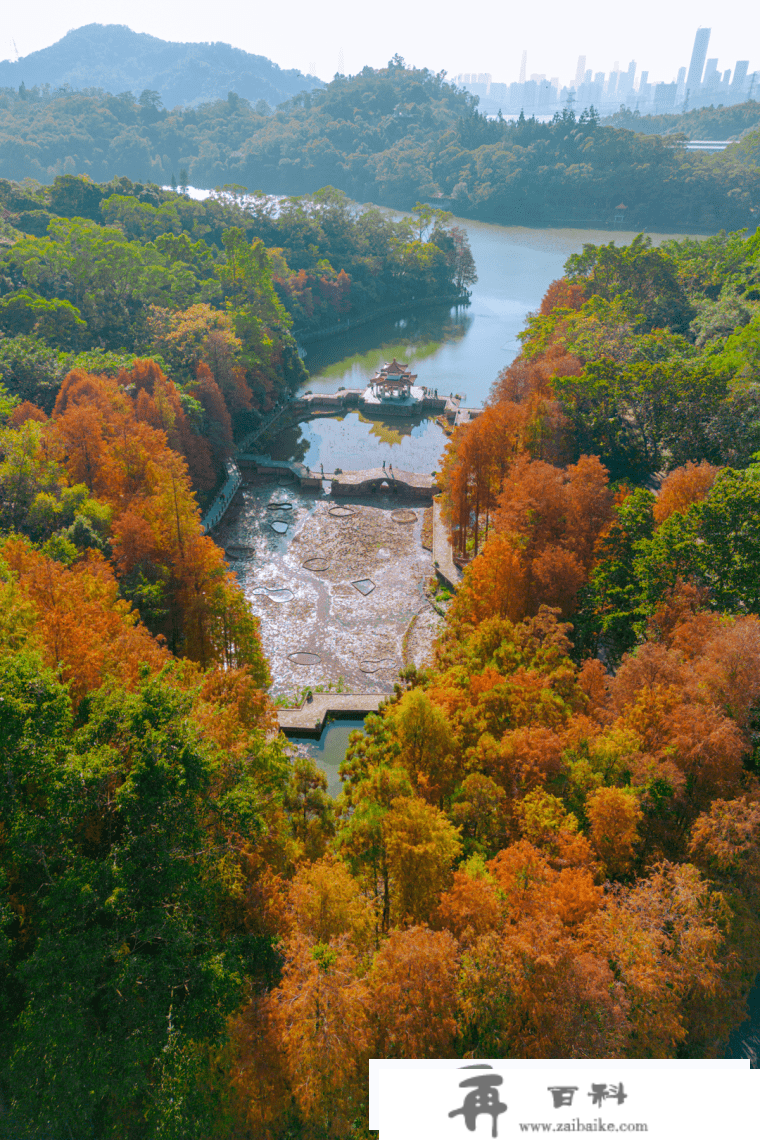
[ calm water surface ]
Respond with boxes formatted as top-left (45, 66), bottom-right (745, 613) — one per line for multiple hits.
top-left (269, 222), bottom-right (693, 469)
top-left (298, 719), bottom-right (366, 797)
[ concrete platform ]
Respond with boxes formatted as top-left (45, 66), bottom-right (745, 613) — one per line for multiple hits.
top-left (277, 693), bottom-right (386, 737)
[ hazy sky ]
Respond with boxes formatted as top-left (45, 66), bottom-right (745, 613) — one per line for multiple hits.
top-left (1, 0), bottom-right (754, 88)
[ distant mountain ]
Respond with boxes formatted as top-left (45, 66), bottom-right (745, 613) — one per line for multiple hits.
top-left (0, 23), bottom-right (322, 109)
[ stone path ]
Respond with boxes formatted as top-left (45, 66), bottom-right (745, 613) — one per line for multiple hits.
top-left (432, 498), bottom-right (463, 592)
top-left (277, 693), bottom-right (385, 736)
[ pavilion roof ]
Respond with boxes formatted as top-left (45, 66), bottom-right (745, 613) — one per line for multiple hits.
top-left (371, 358), bottom-right (417, 384)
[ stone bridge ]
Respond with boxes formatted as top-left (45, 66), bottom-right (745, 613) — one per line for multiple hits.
top-left (331, 467), bottom-right (435, 500)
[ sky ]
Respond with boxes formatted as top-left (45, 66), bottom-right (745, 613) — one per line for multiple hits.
top-left (0, 0), bottom-right (754, 89)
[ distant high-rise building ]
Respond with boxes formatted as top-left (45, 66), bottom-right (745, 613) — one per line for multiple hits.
top-left (732, 60), bottom-right (749, 93)
top-left (676, 65), bottom-right (687, 104)
top-left (638, 71), bottom-right (651, 104)
top-left (686, 27), bottom-right (711, 91)
top-left (703, 58), bottom-right (719, 90)
top-left (575, 55), bottom-right (586, 87)
top-left (606, 64), bottom-right (620, 98)
top-left (654, 82), bottom-right (678, 112)
top-left (519, 50), bottom-right (527, 84)
top-left (584, 69), bottom-right (592, 83)
top-left (619, 60), bottom-right (636, 100)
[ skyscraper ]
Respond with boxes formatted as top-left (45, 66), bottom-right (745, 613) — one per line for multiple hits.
top-left (686, 27), bottom-right (711, 92)
top-left (575, 55), bottom-right (586, 88)
top-left (732, 60), bottom-right (749, 94)
top-left (519, 50), bottom-right (527, 85)
top-left (703, 58), bottom-right (719, 90)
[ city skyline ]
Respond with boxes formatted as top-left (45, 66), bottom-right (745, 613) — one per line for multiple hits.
top-left (0, 0), bottom-right (757, 95)
top-left (455, 28), bottom-right (756, 119)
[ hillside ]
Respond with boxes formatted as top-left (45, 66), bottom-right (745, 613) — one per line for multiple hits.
top-left (1, 61), bottom-right (758, 232)
top-left (0, 23), bottom-right (321, 109)
top-left (602, 100), bottom-right (760, 139)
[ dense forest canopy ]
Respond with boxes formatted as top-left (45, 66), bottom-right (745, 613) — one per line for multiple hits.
top-left (0, 174), bottom-right (472, 496)
top-left (2, 213), bottom-right (760, 1135)
top-left (602, 101), bottom-right (760, 140)
top-left (0, 62), bottom-right (758, 230)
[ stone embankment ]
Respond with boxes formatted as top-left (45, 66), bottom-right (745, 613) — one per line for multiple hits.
top-left (200, 460), bottom-right (242, 532)
top-left (200, 401), bottom-right (294, 533)
top-left (291, 388), bottom-right (482, 424)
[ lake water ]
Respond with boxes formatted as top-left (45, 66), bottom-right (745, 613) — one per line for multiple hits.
top-left (267, 221), bottom-right (692, 469)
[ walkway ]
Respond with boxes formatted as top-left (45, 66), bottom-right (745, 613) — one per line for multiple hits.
top-left (201, 459), bottom-right (242, 532)
top-left (277, 693), bottom-right (385, 737)
top-left (201, 402), bottom-right (299, 534)
top-left (237, 453), bottom-right (322, 488)
top-left (432, 498), bottom-right (464, 592)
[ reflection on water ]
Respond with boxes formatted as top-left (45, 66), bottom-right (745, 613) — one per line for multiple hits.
top-left (263, 411), bottom-right (447, 473)
top-left (303, 304), bottom-right (472, 391)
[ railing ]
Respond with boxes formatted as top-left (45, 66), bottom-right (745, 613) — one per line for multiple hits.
top-left (200, 459), bottom-right (243, 533)
top-left (200, 400), bottom-right (297, 534)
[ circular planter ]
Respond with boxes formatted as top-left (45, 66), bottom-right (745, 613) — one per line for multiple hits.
top-left (288, 651), bottom-right (321, 665)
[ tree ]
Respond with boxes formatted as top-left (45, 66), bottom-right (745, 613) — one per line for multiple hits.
top-left (383, 796), bottom-right (462, 925)
top-left (564, 234), bottom-right (695, 335)
top-left (586, 786), bottom-right (643, 878)
top-left (367, 927), bottom-right (459, 1056)
top-left (271, 935), bottom-right (369, 1138)
top-left (583, 863), bottom-right (728, 1056)
top-left (0, 664), bottom-right (266, 1137)
top-left (654, 461), bottom-right (720, 525)
top-left (286, 855), bottom-right (375, 952)
top-left (389, 687), bottom-right (456, 805)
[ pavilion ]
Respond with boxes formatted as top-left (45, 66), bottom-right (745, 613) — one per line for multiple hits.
top-left (368, 359), bottom-right (418, 400)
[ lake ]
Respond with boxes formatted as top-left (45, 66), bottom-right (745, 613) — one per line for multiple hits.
top-left (265, 221), bottom-right (693, 469)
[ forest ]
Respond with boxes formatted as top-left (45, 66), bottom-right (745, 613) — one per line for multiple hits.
top-left (602, 100), bottom-right (760, 140)
top-left (0, 63), bottom-right (759, 230)
top-left (1, 215), bottom-right (760, 1136)
top-left (0, 173), bottom-right (471, 506)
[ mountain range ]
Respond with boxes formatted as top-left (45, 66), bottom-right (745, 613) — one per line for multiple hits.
top-left (0, 24), bottom-right (322, 108)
